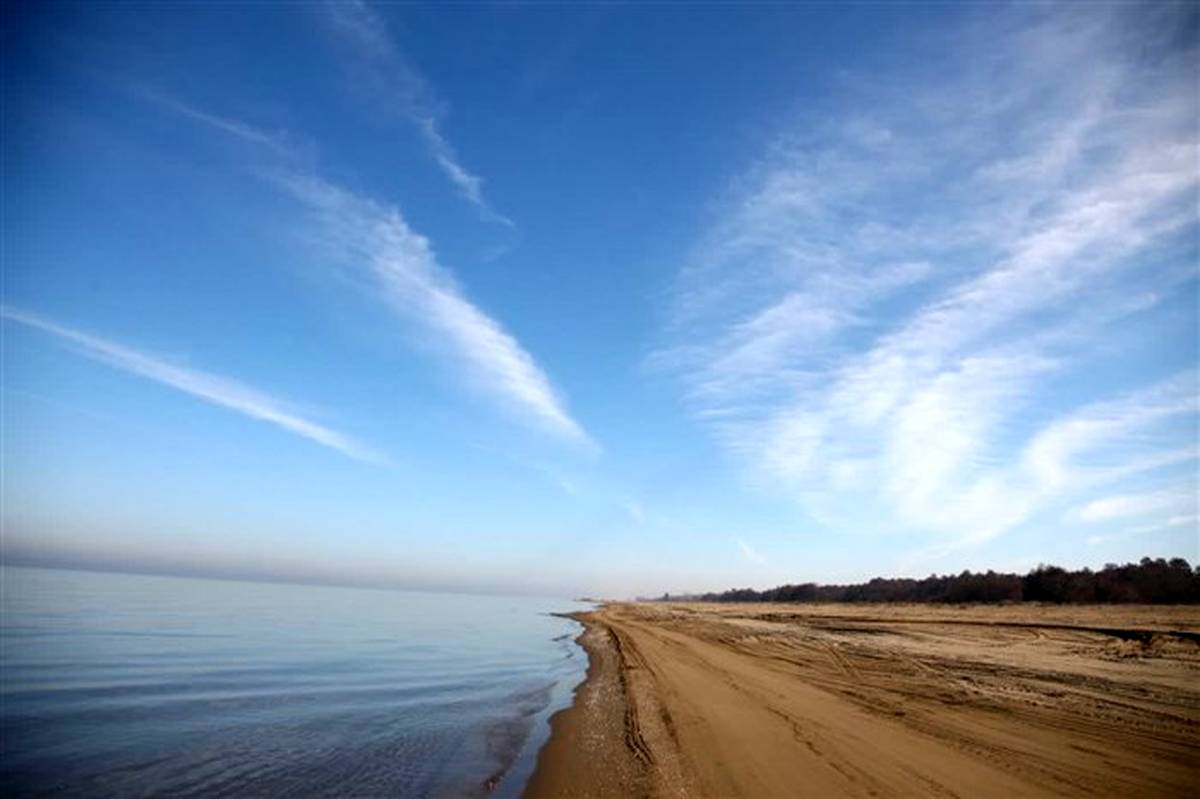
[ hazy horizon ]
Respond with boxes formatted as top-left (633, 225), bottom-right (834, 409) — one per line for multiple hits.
top-left (3, 1), bottom-right (1197, 598)
top-left (5, 533), bottom-right (1197, 603)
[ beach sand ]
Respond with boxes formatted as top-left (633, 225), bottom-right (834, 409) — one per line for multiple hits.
top-left (526, 602), bottom-right (1200, 798)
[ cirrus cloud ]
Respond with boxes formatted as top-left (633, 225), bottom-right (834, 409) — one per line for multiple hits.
top-left (657, 3), bottom-right (1198, 560)
top-left (2, 307), bottom-right (385, 464)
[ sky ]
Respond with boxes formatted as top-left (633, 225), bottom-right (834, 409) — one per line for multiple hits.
top-left (2, 1), bottom-right (1197, 598)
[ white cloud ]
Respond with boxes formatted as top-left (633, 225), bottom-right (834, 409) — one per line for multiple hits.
top-left (1076, 487), bottom-right (1196, 524)
top-left (133, 89), bottom-right (583, 447)
top-left (1087, 514), bottom-right (1200, 547)
top-left (659, 4), bottom-right (1199, 557)
top-left (139, 90), bottom-right (291, 153)
top-left (2, 307), bottom-right (384, 464)
top-left (281, 174), bottom-right (591, 446)
top-left (736, 538), bottom-right (766, 565)
top-left (1024, 373), bottom-right (1199, 493)
top-left (322, 0), bottom-right (512, 226)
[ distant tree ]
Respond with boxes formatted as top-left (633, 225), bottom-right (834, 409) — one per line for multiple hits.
top-left (691, 557), bottom-right (1199, 605)
top-left (1023, 565), bottom-right (1071, 603)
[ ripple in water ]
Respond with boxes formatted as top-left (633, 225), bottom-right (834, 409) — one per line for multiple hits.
top-left (0, 566), bottom-right (588, 797)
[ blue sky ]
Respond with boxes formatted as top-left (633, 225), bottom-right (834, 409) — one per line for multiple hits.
top-left (2, 1), bottom-right (1197, 597)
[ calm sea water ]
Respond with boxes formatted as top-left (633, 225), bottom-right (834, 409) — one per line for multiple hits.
top-left (0, 566), bottom-right (588, 797)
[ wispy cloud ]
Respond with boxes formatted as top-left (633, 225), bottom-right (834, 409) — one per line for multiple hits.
top-left (1075, 486), bottom-right (1196, 525)
top-left (136, 88), bottom-right (583, 447)
top-left (1, 307), bottom-right (385, 464)
top-left (736, 538), bottom-right (766, 565)
top-left (1087, 514), bottom-right (1199, 548)
top-left (280, 174), bottom-right (591, 446)
top-left (141, 90), bottom-right (286, 151)
top-left (322, 0), bottom-right (512, 226)
top-left (659, 4), bottom-right (1198, 559)
top-left (1025, 373), bottom-right (1199, 494)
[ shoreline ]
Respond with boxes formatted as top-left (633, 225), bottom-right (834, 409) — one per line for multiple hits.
top-left (523, 610), bottom-right (649, 798)
top-left (524, 602), bottom-right (1200, 798)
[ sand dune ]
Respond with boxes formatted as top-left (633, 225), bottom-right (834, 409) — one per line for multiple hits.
top-left (526, 602), bottom-right (1200, 798)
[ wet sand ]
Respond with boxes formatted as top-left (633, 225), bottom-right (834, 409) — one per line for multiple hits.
top-left (526, 602), bottom-right (1200, 798)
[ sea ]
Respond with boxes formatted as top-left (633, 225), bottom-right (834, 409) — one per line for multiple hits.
top-left (0, 565), bottom-right (589, 797)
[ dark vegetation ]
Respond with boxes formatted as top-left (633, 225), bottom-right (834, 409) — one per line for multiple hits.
top-left (666, 558), bottom-right (1200, 604)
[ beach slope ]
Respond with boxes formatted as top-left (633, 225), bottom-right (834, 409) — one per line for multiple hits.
top-left (527, 602), bottom-right (1200, 798)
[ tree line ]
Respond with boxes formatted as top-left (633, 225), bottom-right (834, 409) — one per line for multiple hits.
top-left (665, 558), bottom-right (1200, 604)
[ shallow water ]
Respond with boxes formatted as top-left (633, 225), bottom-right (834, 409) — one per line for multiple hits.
top-left (0, 566), bottom-right (586, 797)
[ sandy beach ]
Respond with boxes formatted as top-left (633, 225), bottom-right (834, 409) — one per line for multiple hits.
top-left (526, 602), bottom-right (1200, 798)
